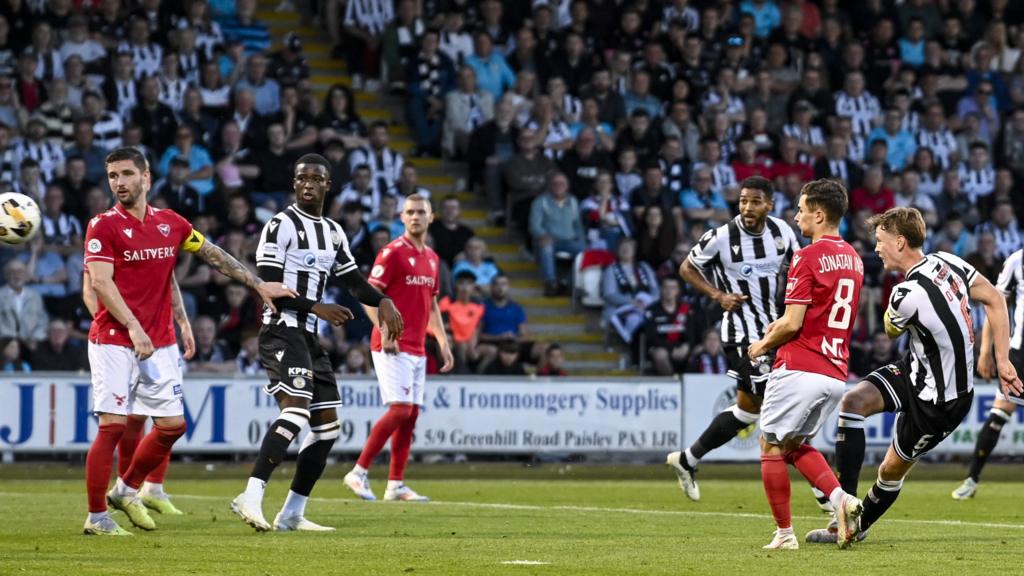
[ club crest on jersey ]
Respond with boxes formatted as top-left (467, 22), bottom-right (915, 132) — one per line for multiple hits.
top-left (112, 393), bottom-right (126, 407)
top-left (330, 228), bottom-right (341, 246)
top-left (87, 238), bottom-right (102, 253)
top-left (158, 223), bottom-right (171, 237)
top-left (123, 228), bottom-right (133, 239)
top-left (292, 377), bottom-right (306, 389)
top-left (775, 237), bottom-right (785, 251)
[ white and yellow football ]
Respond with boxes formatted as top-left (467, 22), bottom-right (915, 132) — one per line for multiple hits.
top-left (0, 192), bottom-right (41, 245)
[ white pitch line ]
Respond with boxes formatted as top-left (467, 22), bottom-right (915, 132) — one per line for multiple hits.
top-left (501, 561), bottom-right (552, 566)
top-left (3, 491), bottom-right (1023, 531)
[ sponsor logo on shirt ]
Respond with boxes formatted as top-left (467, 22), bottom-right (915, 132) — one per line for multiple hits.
top-left (287, 367), bottom-right (313, 378)
top-left (405, 275), bottom-right (435, 287)
top-left (303, 253), bottom-right (317, 267)
top-left (122, 246), bottom-right (177, 261)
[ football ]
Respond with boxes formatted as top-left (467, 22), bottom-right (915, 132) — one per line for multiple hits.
top-left (0, 191), bottom-right (41, 245)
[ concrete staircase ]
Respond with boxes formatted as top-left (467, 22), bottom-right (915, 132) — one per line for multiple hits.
top-left (257, 2), bottom-right (629, 374)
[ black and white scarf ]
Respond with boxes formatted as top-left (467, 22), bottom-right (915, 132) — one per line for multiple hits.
top-left (416, 52), bottom-right (441, 97)
top-left (611, 262), bottom-right (654, 297)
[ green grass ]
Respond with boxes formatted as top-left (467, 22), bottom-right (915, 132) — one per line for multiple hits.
top-left (0, 463), bottom-right (1021, 575)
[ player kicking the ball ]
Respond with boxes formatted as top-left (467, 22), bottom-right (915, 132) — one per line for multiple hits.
top-left (747, 179), bottom-right (864, 550)
top-left (343, 194), bottom-right (454, 502)
top-left (84, 147), bottom-right (295, 536)
top-left (805, 207), bottom-right (1022, 544)
top-left (231, 154), bottom-right (403, 532)
top-left (952, 247), bottom-right (1024, 500)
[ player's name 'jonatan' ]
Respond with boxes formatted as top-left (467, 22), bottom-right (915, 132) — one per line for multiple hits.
top-left (816, 252), bottom-right (864, 274)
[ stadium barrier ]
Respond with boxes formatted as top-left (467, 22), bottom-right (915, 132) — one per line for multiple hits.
top-left (0, 374), bottom-right (1020, 459)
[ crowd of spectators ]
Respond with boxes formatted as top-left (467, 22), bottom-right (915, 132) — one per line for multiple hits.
top-left (2, 0), bottom-right (1023, 379)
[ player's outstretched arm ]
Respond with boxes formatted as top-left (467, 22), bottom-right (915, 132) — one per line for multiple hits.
top-left (748, 304), bottom-right (807, 359)
top-left (195, 240), bottom-right (298, 313)
top-left (337, 268), bottom-right (403, 340)
top-left (428, 297), bottom-right (454, 372)
top-left (170, 272), bottom-right (195, 360)
top-left (971, 275), bottom-right (1023, 396)
top-left (87, 260), bottom-right (155, 360)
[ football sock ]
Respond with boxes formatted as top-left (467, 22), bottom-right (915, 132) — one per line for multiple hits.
top-left (146, 454), bottom-right (170, 485)
top-left (386, 480), bottom-right (404, 490)
top-left (357, 404), bottom-right (416, 470)
top-left (87, 511), bottom-right (110, 524)
top-left (245, 477), bottom-right (267, 501)
top-left (122, 423), bottom-right (186, 490)
top-left (689, 406), bottom-right (757, 462)
top-left (860, 476), bottom-right (903, 531)
top-left (251, 408), bottom-right (309, 484)
top-left (968, 408), bottom-right (1011, 482)
top-left (280, 490), bottom-right (308, 518)
top-left (388, 405), bottom-right (419, 481)
top-left (834, 412), bottom-right (866, 496)
top-left (351, 464), bottom-right (368, 476)
top-left (811, 487), bottom-right (831, 508)
top-left (85, 423), bottom-right (126, 513)
top-left (117, 418), bottom-right (145, 477)
top-left (683, 449), bottom-right (700, 469)
top-left (760, 454), bottom-right (791, 529)
top-left (786, 444), bottom-right (841, 498)
top-left (290, 421), bottom-right (341, 497)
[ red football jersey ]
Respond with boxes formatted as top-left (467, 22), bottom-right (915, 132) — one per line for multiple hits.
top-left (775, 235), bottom-right (864, 380)
top-left (368, 235), bottom-right (440, 356)
top-left (84, 204), bottom-right (201, 348)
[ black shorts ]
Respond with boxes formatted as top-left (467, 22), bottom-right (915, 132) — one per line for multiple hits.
top-left (864, 358), bottom-right (973, 462)
top-left (259, 324), bottom-right (341, 412)
top-left (725, 345), bottom-right (770, 398)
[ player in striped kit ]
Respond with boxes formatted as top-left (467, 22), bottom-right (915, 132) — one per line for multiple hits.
top-left (806, 207), bottom-right (1023, 544)
top-left (666, 176), bottom-right (800, 501)
top-left (231, 154), bottom-right (404, 532)
top-left (952, 248), bottom-right (1024, 500)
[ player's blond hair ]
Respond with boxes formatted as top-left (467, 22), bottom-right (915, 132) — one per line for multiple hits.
top-left (403, 193), bottom-right (432, 211)
top-left (866, 207), bottom-right (927, 249)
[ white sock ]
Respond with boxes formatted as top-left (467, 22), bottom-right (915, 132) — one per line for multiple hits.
top-left (683, 449), bottom-right (699, 469)
top-left (352, 464), bottom-right (368, 476)
top-left (777, 527), bottom-right (794, 537)
top-left (280, 490), bottom-right (308, 518)
top-left (141, 482), bottom-right (165, 496)
top-left (244, 477), bottom-right (267, 501)
top-left (114, 477), bottom-right (137, 496)
top-left (828, 487), bottom-right (846, 511)
top-left (88, 511), bottom-right (110, 524)
top-left (386, 480), bottom-right (404, 490)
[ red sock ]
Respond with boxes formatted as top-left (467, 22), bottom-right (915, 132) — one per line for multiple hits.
top-left (787, 444), bottom-right (841, 497)
top-left (122, 423), bottom-right (186, 490)
top-left (761, 454), bottom-right (791, 530)
top-left (146, 454), bottom-right (171, 484)
top-left (357, 404), bottom-right (415, 470)
top-left (86, 423), bottom-right (125, 513)
top-left (388, 405), bottom-right (419, 481)
top-left (117, 418), bottom-right (145, 478)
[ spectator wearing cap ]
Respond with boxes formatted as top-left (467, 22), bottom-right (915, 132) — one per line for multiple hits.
top-left (451, 237), bottom-right (501, 294)
top-left (151, 156), bottom-right (202, 221)
top-left (270, 32), bottom-right (310, 88)
top-left (406, 29), bottom-right (456, 157)
top-left (868, 109), bottom-right (918, 171)
top-left (465, 31), bottom-right (515, 101)
top-left (443, 66), bottom-right (491, 159)
top-left (439, 269), bottom-right (485, 374)
top-left (0, 259), bottom-right (48, 350)
top-left (13, 116), bottom-right (64, 182)
top-left (30, 319), bottom-right (87, 371)
top-left (220, 0), bottom-right (271, 55)
top-left (158, 126), bottom-right (215, 196)
top-left (529, 172), bottom-right (585, 296)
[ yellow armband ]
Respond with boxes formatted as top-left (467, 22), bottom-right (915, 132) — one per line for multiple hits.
top-left (180, 229), bottom-right (206, 253)
top-left (883, 309), bottom-right (906, 338)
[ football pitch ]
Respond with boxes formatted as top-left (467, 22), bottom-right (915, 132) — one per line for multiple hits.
top-left (0, 463), bottom-right (1020, 576)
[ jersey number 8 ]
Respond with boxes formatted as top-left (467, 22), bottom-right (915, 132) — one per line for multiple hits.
top-left (826, 278), bottom-right (856, 329)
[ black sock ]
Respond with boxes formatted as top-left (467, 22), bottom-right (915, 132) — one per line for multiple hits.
top-left (860, 477), bottom-right (902, 531)
top-left (290, 423), bottom-right (340, 497)
top-left (835, 412), bottom-right (866, 497)
top-left (968, 409), bottom-right (1010, 482)
top-left (690, 409), bottom-right (753, 460)
top-left (252, 410), bottom-right (308, 483)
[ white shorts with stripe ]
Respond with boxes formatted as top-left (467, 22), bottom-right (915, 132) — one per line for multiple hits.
top-left (760, 366), bottom-right (845, 444)
top-left (371, 351), bottom-right (427, 406)
top-left (88, 342), bottom-right (184, 417)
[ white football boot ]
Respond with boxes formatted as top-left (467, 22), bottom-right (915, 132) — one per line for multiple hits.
top-left (763, 530), bottom-right (799, 550)
top-left (230, 493), bottom-right (272, 532)
top-left (952, 478), bottom-right (978, 500)
top-left (666, 451), bottom-right (700, 502)
top-left (383, 484), bottom-right (429, 502)
top-left (273, 513), bottom-right (336, 532)
top-left (343, 470), bottom-right (377, 501)
top-left (835, 493), bottom-right (864, 549)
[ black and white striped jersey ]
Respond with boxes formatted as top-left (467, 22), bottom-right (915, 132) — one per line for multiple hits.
top-left (847, 134), bottom-right (867, 163)
top-left (978, 221), bottom-right (1023, 259)
top-left (834, 90), bottom-right (881, 136)
top-left (93, 111), bottom-right (124, 151)
top-left (958, 164), bottom-right (995, 203)
top-left (348, 145), bottom-right (404, 199)
top-left (255, 205), bottom-right (358, 333)
top-left (687, 215), bottom-right (801, 346)
top-left (915, 127), bottom-right (957, 169)
top-left (13, 139), bottom-right (65, 182)
top-left (885, 252), bottom-right (979, 404)
top-left (782, 123), bottom-right (825, 164)
top-left (996, 249), bottom-right (1024, 350)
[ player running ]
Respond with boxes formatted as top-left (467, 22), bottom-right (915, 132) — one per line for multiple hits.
top-left (343, 194), bottom-right (454, 502)
top-left (804, 208), bottom-right (1022, 544)
top-left (83, 269), bottom-right (191, 515)
top-left (747, 179), bottom-right (865, 550)
top-left (952, 248), bottom-right (1024, 500)
top-left (230, 154), bottom-right (403, 532)
top-left (666, 177), bottom-right (800, 501)
top-left (84, 147), bottom-right (295, 536)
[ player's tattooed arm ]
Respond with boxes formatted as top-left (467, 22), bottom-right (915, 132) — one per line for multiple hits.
top-left (196, 241), bottom-right (298, 313)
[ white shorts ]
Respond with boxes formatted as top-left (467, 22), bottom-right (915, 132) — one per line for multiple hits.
top-left (760, 366), bottom-right (845, 444)
top-left (371, 351), bottom-right (427, 406)
top-left (88, 342), bottom-right (184, 417)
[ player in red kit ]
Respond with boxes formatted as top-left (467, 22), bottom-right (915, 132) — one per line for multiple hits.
top-left (82, 147), bottom-right (295, 535)
top-left (747, 179), bottom-right (865, 550)
top-left (343, 194), bottom-right (454, 502)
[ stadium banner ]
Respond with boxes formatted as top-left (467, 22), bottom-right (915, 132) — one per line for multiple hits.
top-left (0, 375), bottom-right (682, 454)
top-left (683, 374), bottom-right (1024, 461)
